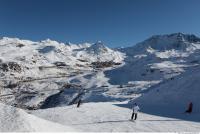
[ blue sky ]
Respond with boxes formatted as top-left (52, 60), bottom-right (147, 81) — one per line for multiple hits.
top-left (0, 0), bottom-right (200, 47)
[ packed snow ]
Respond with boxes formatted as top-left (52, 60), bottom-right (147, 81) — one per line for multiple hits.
top-left (0, 103), bottom-right (76, 132)
top-left (31, 101), bottom-right (200, 132)
top-left (0, 33), bottom-right (200, 132)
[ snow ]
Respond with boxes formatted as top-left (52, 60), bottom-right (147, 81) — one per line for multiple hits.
top-left (135, 65), bottom-right (200, 114)
top-left (0, 103), bottom-right (76, 132)
top-left (1, 33), bottom-right (200, 132)
top-left (155, 49), bottom-right (190, 58)
top-left (75, 41), bottom-right (125, 63)
top-left (134, 54), bottom-right (147, 59)
top-left (150, 61), bottom-right (189, 69)
top-left (32, 101), bottom-right (200, 132)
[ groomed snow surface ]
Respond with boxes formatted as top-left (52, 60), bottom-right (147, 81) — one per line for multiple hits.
top-left (32, 101), bottom-right (200, 132)
top-left (1, 101), bottom-right (200, 132)
top-left (0, 103), bottom-right (75, 132)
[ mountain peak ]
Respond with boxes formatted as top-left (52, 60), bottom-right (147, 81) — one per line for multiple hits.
top-left (93, 41), bottom-right (105, 47)
top-left (90, 41), bottom-right (106, 49)
top-left (86, 41), bottom-right (111, 54)
top-left (137, 33), bottom-right (200, 51)
top-left (65, 42), bottom-right (73, 46)
top-left (123, 33), bottom-right (200, 56)
top-left (41, 39), bottom-right (59, 44)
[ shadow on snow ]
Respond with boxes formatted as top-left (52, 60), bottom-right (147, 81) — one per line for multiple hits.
top-left (113, 102), bottom-right (200, 123)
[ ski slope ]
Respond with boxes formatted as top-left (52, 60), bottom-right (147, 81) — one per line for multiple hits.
top-left (0, 103), bottom-right (76, 132)
top-left (32, 101), bottom-right (200, 132)
top-left (134, 65), bottom-right (200, 122)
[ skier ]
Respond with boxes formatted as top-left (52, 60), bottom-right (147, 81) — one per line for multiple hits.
top-left (131, 103), bottom-right (140, 120)
top-left (185, 102), bottom-right (193, 113)
top-left (77, 99), bottom-right (82, 108)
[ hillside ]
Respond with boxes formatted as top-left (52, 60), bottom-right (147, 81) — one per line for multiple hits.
top-left (0, 103), bottom-right (75, 132)
top-left (31, 101), bottom-right (200, 132)
top-left (134, 65), bottom-right (200, 122)
top-left (0, 37), bottom-right (124, 109)
top-left (0, 33), bottom-right (200, 132)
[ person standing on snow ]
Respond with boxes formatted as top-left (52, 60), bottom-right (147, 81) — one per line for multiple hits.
top-left (131, 103), bottom-right (140, 120)
top-left (77, 99), bottom-right (82, 108)
top-left (185, 102), bottom-right (193, 113)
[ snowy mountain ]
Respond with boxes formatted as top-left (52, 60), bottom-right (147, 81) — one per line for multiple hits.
top-left (0, 33), bottom-right (200, 132)
top-left (123, 33), bottom-right (200, 55)
top-left (75, 41), bottom-right (125, 62)
top-left (106, 33), bottom-right (200, 84)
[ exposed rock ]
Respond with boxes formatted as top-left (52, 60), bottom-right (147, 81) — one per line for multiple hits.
top-left (91, 61), bottom-right (119, 68)
top-left (0, 62), bottom-right (22, 73)
top-left (4, 83), bottom-right (18, 88)
top-left (78, 59), bottom-right (88, 62)
top-left (9, 62), bottom-right (22, 72)
top-left (76, 64), bottom-right (85, 67)
top-left (0, 63), bottom-right (9, 72)
top-left (53, 61), bottom-right (67, 67)
top-left (38, 46), bottom-right (55, 53)
top-left (16, 43), bottom-right (25, 48)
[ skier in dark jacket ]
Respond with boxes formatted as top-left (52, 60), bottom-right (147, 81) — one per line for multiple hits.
top-left (131, 103), bottom-right (140, 120)
top-left (185, 102), bottom-right (193, 113)
top-left (77, 99), bottom-right (82, 108)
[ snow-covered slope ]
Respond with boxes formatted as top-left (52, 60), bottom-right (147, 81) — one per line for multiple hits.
top-left (134, 65), bottom-right (200, 120)
top-left (75, 41), bottom-right (125, 62)
top-left (105, 33), bottom-right (200, 84)
top-left (104, 33), bottom-right (200, 125)
top-left (0, 37), bottom-right (124, 69)
top-left (0, 103), bottom-right (75, 132)
top-left (123, 33), bottom-right (200, 55)
top-left (0, 37), bottom-right (124, 109)
top-left (32, 101), bottom-right (200, 132)
top-left (1, 33), bottom-right (200, 132)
